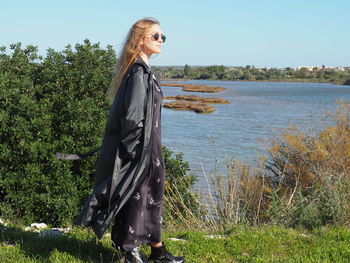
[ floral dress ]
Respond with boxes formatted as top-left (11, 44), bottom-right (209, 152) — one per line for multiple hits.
top-left (111, 73), bottom-right (165, 251)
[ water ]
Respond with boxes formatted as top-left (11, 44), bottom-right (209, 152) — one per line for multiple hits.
top-left (161, 80), bottom-right (350, 190)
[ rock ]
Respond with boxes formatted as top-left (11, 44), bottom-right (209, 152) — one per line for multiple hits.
top-left (2, 242), bottom-right (15, 248)
top-left (0, 218), bottom-right (7, 226)
top-left (30, 223), bottom-right (48, 229)
top-left (24, 223), bottom-right (48, 232)
top-left (24, 226), bottom-right (40, 233)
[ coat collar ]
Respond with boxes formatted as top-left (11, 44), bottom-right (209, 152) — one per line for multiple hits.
top-left (135, 57), bottom-right (151, 73)
top-left (135, 57), bottom-right (161, 86)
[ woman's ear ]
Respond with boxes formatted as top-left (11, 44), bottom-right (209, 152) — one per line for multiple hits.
top-left (139, 43), bottom-right (144, 52)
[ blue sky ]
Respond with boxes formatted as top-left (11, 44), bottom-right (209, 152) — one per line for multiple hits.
top-left (1, 0), bottom-right (349, 67)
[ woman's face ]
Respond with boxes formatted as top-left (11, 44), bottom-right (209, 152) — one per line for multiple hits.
top-left (141, 24), bottom-right (164, 57)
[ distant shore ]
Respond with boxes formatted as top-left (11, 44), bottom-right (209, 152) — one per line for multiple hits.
top-left (161, 78), bottom-right (348, 85)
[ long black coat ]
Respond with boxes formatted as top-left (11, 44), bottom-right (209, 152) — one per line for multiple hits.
top-left (74, 59), bottom-right (159, 239)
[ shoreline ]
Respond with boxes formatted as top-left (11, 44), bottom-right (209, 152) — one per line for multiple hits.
top-left (161, 78), bottom-right (347, 85)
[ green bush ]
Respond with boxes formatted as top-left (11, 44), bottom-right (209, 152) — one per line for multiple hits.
top-left (0, 41), bottom-right (116, 226)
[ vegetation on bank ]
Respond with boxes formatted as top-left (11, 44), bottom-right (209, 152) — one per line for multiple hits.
top-left (164, 95), bottom-right (230, 104)
top-left (163, 95), bottom-right (229, 113)
top-left (163, 100), bottom-right (216, 113)
top-left (162, 84), bottom-right (229, 113)
top-left (162, 83), bottom-right (227, 93)
top-left (154, 64), bottom-right (350, 85)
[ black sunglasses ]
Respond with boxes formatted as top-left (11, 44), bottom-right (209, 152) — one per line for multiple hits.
top-left (151, 32), bottom-right (166, 42)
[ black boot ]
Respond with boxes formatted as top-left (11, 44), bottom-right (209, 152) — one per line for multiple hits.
top-left (124, 247), bottom-right (148, 263)
top-left (149, 244), bottom-right (185, 263)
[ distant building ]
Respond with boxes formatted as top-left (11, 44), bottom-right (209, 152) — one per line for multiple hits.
top-left (294, 66), bottom-right (345, 72)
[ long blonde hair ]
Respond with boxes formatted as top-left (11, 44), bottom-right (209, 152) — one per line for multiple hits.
top-left (109, 17), bottom-right (160, 98)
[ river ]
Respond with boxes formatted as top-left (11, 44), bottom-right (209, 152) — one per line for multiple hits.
top-left (161, 80), bottom-right (350, 191)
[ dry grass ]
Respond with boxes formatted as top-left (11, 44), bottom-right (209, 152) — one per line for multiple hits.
top-left (264, 101), bottom-right (350, 227)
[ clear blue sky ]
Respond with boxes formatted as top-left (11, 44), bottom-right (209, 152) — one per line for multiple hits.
top-left (2, 0), bottom-right (349, 67)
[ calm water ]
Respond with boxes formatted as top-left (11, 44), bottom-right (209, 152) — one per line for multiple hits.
top-left (161, 80), bottom-right (350, 190)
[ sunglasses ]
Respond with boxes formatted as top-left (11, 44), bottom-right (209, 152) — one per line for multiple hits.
top-left (150, 32), bottom-right (166, 43)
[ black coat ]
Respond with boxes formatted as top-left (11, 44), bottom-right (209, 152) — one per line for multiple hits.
top-left (74, 59), bottom-right (160, 238)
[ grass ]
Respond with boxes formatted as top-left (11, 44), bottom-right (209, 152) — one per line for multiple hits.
top-left (1, 223), bottom-right (350, 262)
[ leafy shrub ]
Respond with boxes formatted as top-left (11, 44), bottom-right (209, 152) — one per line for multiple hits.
top-left (0, 41), bottom-right (116, 225)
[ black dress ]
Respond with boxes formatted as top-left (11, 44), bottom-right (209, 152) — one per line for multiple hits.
top-left (111, 73), bottom-right (164, 251)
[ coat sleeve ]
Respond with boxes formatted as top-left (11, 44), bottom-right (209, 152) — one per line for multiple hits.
top-left (119, 66), bottom-right (147, 160)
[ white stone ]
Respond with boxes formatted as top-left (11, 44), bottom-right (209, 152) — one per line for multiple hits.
top-left (5, 244), bottom-right (15, 248)
top-left (0, 218), bottom-right (7, 226)
top-left (24, 226), bottom-right (40, 233)
top-left (30, 223), bottom-right (48, 229)
top-left (169, 238), bottom-right (187, 242)
top-left (205, 235), bottom-right (225, 239)
top-left (2, 241), bottom-right (15, 248)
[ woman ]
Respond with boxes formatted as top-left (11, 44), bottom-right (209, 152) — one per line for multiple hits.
top-left (74, 18), bottom-right (185, 263)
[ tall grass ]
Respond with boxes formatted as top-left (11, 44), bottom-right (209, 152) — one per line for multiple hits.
top-left (264, 101), bottom-right (350, 228)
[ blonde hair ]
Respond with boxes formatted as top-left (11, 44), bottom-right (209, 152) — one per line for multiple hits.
top-left (109, 17), bottom-right (160, 98)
